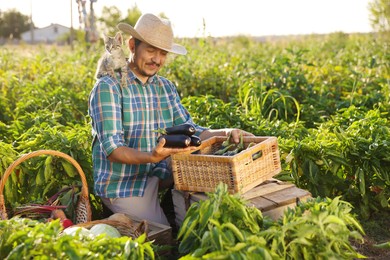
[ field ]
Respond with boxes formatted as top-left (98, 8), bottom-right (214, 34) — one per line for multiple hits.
top-left (0, 32), bottom-right (389, 259)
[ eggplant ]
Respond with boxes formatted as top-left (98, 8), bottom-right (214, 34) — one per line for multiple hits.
top-left (164, 124), bottom-right (196, 136)
top-left (158, 134), bottom-right (191, 148)
top-left (190, 136), bottom-right (202, 147)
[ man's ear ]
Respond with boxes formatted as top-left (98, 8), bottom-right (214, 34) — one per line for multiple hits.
top-left (128, 37), bottom-right (136, 53)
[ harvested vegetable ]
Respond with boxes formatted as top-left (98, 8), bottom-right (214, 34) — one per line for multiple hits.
top-left (90, 223), bottom-right (121, 238)
top-left (50, 209), bottom-right (74, 228)
top-left (158, 134), bottom-right (192, 148)
top-left (214, 132), bottom-right (246, 156)
top-left (155, 123), bottom-right (196, 136)
top-left (164, 124), bottom-right (196, 136)
top-left (190, 136), bottom-right (202, 147)
top-left (63, 226), bottom-right (93, 238)
top-left (214, 143), bottom-right (235, 155)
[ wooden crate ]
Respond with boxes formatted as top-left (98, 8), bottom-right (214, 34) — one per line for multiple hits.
top-left (242, 180), bottom-right (312, 220)
top-left (171, 136), bottom-right (281, 194)
top-left (146, 221), bottom-right (171, 246)
top-left (172, 179), bottom-right (312, 227)
top-left (128, 216), bottom-right (172, 246)
top-left (126, 216), bottom-right (173, 256)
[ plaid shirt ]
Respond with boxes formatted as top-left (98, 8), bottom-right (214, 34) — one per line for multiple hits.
top-left (88, 70), bottom-right (207, 198)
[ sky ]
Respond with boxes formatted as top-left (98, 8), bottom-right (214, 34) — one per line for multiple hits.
top-left (0, 0), bottom-right (373, 38)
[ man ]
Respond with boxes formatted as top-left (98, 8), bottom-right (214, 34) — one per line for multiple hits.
top-left (88, 13), bottom-right (253, 226)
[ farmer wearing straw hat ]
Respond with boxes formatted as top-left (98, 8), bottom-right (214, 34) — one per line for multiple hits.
top-left (88, 13), bottom-right (253, 226)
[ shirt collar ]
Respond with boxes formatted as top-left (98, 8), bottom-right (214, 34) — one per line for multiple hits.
top-left (128, 70), bottom-right (159, 85)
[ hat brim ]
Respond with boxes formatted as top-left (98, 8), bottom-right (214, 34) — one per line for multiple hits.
top-left (117, 23), bottom-right (187, 55)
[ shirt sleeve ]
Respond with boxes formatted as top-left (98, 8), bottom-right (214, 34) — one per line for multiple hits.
top-left (150, 159), bottom-right (171, 179)
top-left (89, 77), bottom-right (126, 157)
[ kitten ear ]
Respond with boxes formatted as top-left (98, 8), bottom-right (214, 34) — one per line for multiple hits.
top-left (103, 34), bottom-right (114, 52)
top-left (115, 32), bottom-right (123, 45)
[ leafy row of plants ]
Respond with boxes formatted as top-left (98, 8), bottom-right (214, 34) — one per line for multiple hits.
top-left (0, 218), bottom-right (155, 259)
top-left (0, 32), bottom-right (389, 257)
top-left (177, 184), bottom-right (366, 259)
top-left (3, 184), bottom-right (386, 259)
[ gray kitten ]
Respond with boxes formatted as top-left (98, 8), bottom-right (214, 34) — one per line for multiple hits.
top-left (95, 32), bottom-right (127, 88)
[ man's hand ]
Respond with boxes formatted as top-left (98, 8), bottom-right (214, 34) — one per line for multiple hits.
top-left (107, 138), bottom-right (198, 165)
top-left (228, 129), bottom-right (255, 144)
top-left (199, 128), bottom-right (255, 144)
top-left (151, 137), bottom-right (198, 163)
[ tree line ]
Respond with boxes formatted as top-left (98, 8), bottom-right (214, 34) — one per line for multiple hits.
top-left (1, 1), bottom-right (389, 42)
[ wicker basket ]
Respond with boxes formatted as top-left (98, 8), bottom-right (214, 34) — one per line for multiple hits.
top-left (72, 217), bottom-right (173, 245)
top-left (72, 219), bottom-right (149, 238)
top-left (171, 136), bottom-right (281, 194)
top-left (0, 150), bottom-right (92, 223)
top-left (0, 150), bottom-right (165, 240)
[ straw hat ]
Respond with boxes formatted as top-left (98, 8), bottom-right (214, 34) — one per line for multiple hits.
top-left (117, 13), bottom-right (187, 55)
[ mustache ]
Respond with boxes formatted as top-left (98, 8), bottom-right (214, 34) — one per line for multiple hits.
top-left (146, 62), bottom-right (160, 68)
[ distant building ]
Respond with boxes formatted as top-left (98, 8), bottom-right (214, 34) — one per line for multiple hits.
top-left (20, 23), bottom-right (70, 44)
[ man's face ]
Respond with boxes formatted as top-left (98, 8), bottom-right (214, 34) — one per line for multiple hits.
top-left (130, 40), bottom-right (168, 81)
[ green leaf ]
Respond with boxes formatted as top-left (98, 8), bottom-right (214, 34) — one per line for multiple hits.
top-left (35, 167), bottom-right (45, 186)
top-left (61, 160), bottom-right (77, 178)
top-left (357, 168), bottom-right (365, 196)
top-left (323, 215), bottom-right (346, 226)
top-left (44, 156), bottom-right (54, 182)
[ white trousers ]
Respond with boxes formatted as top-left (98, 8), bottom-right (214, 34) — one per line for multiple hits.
top-left (101, 176), bottom-right (170, 226)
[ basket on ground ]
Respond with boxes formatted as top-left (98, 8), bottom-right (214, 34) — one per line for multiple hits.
top-left (0, 150), bottom-right (92, 223)
top-left (171, 136), bottom-right (282, 194)
top-left (0, 150), bottom-right (172, 242)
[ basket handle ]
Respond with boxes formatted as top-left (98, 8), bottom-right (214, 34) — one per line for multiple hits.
top-left (0, 150), bottom-right (92, 223)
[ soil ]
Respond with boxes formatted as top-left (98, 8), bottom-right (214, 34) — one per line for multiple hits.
top-left (354, 211), bottom-right (390, 259)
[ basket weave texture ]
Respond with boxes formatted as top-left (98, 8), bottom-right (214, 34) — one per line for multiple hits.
top-left (72, 219), bottom-right (149, 238)
top-left (171, 136), bottom-right (281, 194)
top-left (0, 150), bottom-right (92, 223)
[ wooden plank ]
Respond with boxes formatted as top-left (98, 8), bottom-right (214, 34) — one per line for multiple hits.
top-left (190, 192), bottom-right (208, 202)
top-left (263, 204), bottom-right (295, 220)
top-left (241, 181), bottom-right (295, 200)
top-left (190, 180), bottom-right (295, 201)
top-left (246, 196), bottom-right (277, 210)
top-left (172, 182), bottom-right (313, 225)
top-left (262, 186), bottom-right (312, 207)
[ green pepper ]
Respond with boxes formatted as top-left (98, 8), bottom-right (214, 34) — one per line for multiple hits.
top-left (214, 144), bottom-right (235, 155)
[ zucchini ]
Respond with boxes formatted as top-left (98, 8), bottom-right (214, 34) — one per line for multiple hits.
top-left (158, 134), bottom-right (191, 148)
top-left (164, 124), bottom-right (196, 136)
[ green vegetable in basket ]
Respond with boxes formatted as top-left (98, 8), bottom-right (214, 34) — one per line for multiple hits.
top-left (246, 142), bottom-right (256, 149)
top-left (246, 142), bottom-right (262, 160)
top-left (214, 143), bottom-right (235, 155)
top-left (221, 132), bottom-right (233, 147)
top-left (223, 132), bottom-right (245, 156)
top-left (252, 151), bottom-right (263, 160)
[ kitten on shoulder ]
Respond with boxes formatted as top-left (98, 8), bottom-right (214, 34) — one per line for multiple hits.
top-left (95, 32), bottom-right (127, 87)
